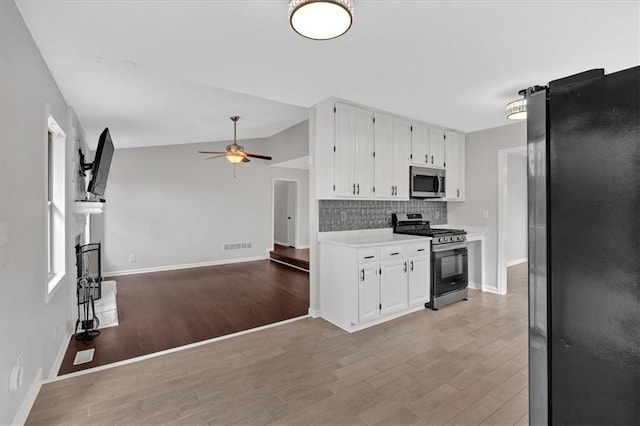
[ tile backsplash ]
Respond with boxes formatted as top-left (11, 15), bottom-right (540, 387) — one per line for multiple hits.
top-left (319, 200), bottom-right (447, 232)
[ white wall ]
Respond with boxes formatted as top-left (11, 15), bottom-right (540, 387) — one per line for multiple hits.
top-left (102, 138), bottom-right (310, 274)
top-left (506, 154), bottom-right (527, 263)
top-left (448, 122), bottom-right (526, 291)
top-left (0, 2), bottom-right (87, 423)
top-left (273, 180), bottom-right (289, 244)
top-left (267, 120), bottom-right (309, 164)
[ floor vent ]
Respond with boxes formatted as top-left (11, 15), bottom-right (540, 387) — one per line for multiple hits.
top-left (73, 349), bottom-right (95, 365)
top-left (224, 242), bottom-right (252, 251)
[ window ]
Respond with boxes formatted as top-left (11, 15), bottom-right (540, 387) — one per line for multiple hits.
top-left (46, 114), bottom-right (66, 297)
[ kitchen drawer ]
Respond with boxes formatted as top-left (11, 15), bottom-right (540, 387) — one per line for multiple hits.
top-left (380, 245), bottom-right (406, 260)
top-left (407, 241), bottom-right (429, 257)
top-left (357, 248), bottom-right (377, 263)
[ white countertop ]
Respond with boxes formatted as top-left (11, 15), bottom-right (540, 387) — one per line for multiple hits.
top-left (319, 232), bottom-right (430, 248)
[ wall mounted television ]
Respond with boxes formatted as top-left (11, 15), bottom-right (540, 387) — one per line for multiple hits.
top-left (87, 128), bottom-right (114, 197)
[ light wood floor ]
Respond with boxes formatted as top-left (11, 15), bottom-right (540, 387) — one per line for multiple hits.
top-left (27, 264), bottom-right (529, 425)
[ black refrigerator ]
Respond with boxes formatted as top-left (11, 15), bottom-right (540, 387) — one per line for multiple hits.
top-left (527, 66), bottom-right (640, 425)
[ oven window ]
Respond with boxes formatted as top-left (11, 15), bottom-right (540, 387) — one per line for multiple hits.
top-left (414, 174), bottom-right (437, 193)
top-left (441, 254), bottom-right (465, 278)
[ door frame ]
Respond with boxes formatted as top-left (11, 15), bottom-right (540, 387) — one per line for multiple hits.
top-left (497, 146), bottom-right (528, 295)
top-left (271, 178), bottom-right (300, 249)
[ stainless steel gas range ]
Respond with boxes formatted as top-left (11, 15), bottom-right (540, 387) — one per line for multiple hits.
top-left (392, 213), bottom-right (469, 310)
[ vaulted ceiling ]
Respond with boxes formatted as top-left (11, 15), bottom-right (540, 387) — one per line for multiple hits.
top-left (16, 0), bottom-right (639, 149)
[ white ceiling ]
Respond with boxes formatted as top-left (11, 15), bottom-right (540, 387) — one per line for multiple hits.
top-left (16, 0), bottom-right (639, 149)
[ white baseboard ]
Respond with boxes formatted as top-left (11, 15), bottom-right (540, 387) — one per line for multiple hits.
top-left (484, 286), bottom-right (500, 294)
top-left (104, 256), bottom-right (267, 277)
top-left (468, 281), bottom-right (481, 290)
top-left (12, 368), bottom-right (42, 426)
top-left (48, 331), bottom-right (72, 379)
top-left (506, 258), bottom-right (528, 267)
top-left (296, 245), bottom-right (310, 249)
top-left (273, 240), bottom-right (289, 247)
top-left (308, 308), bottom-right (320, 318)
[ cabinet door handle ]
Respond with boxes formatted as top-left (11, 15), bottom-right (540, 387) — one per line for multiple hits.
top-left (457, 189), bottom-right (460, 198)
top-left (364, 255), bottom-right (375, 259)
top-left (431, 155), bottom-right (434, 164)
top-left (403, 262), bottom-right (407, 273)
top-left (352, 183), bottom-right (356, 195)
top-left (410, 260), bottom-right (414, 271)
top-left (357, 183), bottom-right (360, 195)
top-left (425, 154), bottom-right (429, 163)
top-left (390, 252), bottom-right (400, 256)
top-left (417, 248), bottom-right (425, 252)
top-left (360, 269), bottom-right (365, 282)
top-left (391, 186), bottom-right (394, 196)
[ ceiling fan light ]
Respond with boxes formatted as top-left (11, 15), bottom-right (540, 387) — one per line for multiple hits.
top-left (505, 98), bottom-right (527, 120)
top-left (289, 0), bottom-right (354, 40)
top-left (226, 152), bottom-right (245, 164)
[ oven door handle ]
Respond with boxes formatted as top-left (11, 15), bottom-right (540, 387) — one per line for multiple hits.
top-left (432, 242), bottom-right (467, 252)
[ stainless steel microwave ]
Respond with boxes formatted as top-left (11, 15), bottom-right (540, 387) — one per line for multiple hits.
top-left (410, 166), bottom-right (445, 198)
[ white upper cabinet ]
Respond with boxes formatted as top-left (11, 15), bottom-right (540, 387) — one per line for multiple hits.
top-left (374, 114), bottom-right (410, 199)
top-left (445, 130), bottom-right (465, 201)
top-left (333, 103), bottom-right (374, 197)
top-left (374, 113), bottom-right (394, 198)
top-left (392, 117), bottom-right (411, 198)
top-left (411, 123), bottom-right (429, 166)
top-left (312, 98), bottom-right (464, 200)
top-left (428, 127), bottom-right (446, 169)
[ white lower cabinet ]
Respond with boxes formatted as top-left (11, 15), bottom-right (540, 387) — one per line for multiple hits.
top-left (358, 263), bottom-right (380, 323)
top-left (380, 258), bottom-right (408, 316)
top-left (320, 238), bottom-right (431, 332)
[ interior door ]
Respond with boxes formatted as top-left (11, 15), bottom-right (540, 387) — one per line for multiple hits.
top-left (286, 182), bottom-right (296, 247)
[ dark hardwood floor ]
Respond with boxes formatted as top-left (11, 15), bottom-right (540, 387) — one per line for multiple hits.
top-left (58, 259), bottom-right (309, 375)
top-left (269, 244), bottom-right (310, 270)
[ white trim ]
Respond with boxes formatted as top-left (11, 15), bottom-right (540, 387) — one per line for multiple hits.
top-left (269, 257), bottom-right (309, 272)
top-left (483, 286), bottom-right (500, 294)
top-left (322, 305), bottom-right (426, 333)
top-left (308, 307), bottom-right (321, 318)
top-left (11, 368), bottom-right (43, 426)
top-left (506, 257), bottom-right (528, 267)
top-left (42, 315), bottom-right (310, 384)
top-left (295, 245), bottom-right (310, 249)
top-left (48, 331), bottom-right (72, 379)
top-left (104, 256), bottom-right (267, 277)
top-left (468, 281), bottom-right (481, 290)
top-left (497, 146), bottom-right (527, 295)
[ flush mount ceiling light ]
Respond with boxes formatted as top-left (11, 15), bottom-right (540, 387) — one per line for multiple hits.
top-left (505, 98), bottom-right (527, 120)
top-left (289, 0), bottom-right (354, 40)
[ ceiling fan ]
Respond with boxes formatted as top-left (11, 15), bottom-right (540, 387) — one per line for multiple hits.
top-left (198, 116), bottom-right (272, 176)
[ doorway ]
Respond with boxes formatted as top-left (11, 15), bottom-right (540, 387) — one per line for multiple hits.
top-left (273, 179), bottom-right (298, 247)
top-left (497, 146), bottom-right (528, 294)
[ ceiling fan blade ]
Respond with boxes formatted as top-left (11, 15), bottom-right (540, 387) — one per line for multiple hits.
top-left (198, 151), bottom-right (227, 155)
top-left (245, 153), bottom-right (272, 160)
top-left (242, 157), bottom-right (251, 163)
top-left (206, 155), bottom-right (226, 160)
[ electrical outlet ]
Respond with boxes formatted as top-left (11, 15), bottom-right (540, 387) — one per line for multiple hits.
top-left (341, 211), bottom-right (347, 221)
top-left (482, 210), bottom-right (489, 219)
top-left (129, 254), bottom-right (136, 262)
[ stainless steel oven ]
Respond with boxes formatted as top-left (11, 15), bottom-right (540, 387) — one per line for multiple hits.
top-left (410, 166), bottom-right (445, 198)
top-left (431, 242), bottom-right (468, 309)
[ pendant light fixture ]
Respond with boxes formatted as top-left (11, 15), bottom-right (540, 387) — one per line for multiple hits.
top-left (289, 0), bottom-right (354, 40)
top-left (505, 98), bottom-right (527, 120)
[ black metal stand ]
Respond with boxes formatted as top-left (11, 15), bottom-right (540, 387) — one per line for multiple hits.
top-left (75, 243), bottom-right (102, 341)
